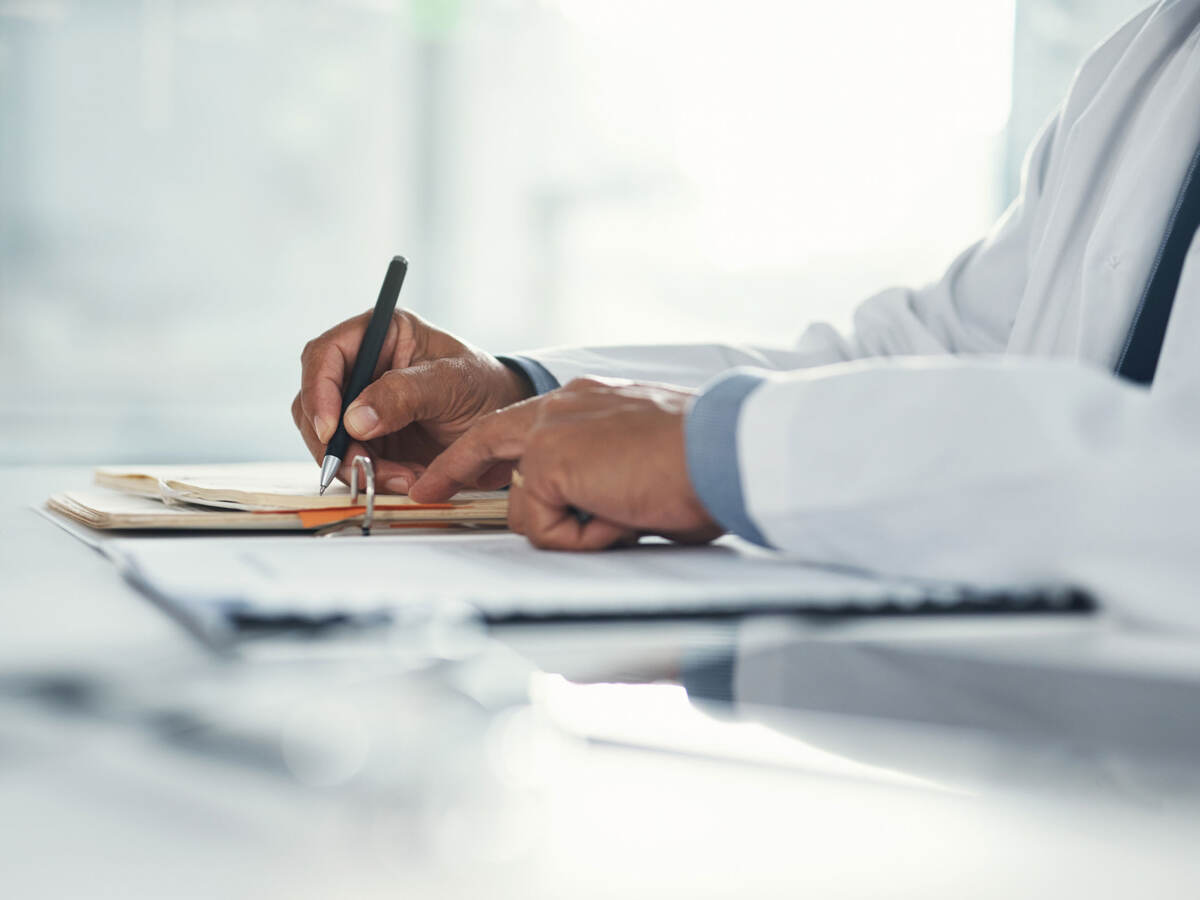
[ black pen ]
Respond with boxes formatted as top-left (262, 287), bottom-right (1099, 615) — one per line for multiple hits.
top-left (319, 256), bottom-right (408, 494)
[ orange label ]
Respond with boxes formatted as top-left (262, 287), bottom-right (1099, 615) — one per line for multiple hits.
top-left (256, 503), bottom-right (456, 530)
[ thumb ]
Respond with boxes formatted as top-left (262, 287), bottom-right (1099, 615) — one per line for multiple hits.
top-left (343, 360), bottom-right (449, 441)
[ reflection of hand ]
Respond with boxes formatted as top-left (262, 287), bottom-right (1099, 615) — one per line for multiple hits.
top-left (291, 310), bottom-right (533, 493)
top-left (410, 377), bottom-right (724, 550)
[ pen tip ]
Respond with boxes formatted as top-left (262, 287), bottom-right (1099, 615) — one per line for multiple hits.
top-left (319, 484), bottom-right (327, 496)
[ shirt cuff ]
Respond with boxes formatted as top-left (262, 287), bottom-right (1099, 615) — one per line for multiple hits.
top-left (685, 369), bottom-right (771, 547)
top-left (497, 355), bottom-right (561, 396)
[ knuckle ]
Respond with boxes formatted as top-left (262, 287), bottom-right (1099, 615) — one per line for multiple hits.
top-left (539, 392), bottom-right (572, 415)
top-left (467, 410), bottom-right (506, 447)
top-left (376, 369), bottom-right (414, 404)
top-left (475, 407), bottom-right (502, 430)
top-left (396, 309), bottom-right (424, 339)
top-left (431, 356), bottom-right (470, 384)
top-left (524, 429), bottom-right (559, 459)
top-left (375, 368), bottom-right (402, 392)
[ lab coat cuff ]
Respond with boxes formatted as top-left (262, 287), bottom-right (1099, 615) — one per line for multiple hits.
top-left (686, 369), bottom-right (772, 548)
top-left (497, 355), bottom-right (561, 396)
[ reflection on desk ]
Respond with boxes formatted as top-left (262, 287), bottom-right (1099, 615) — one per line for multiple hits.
top-left (712, 615), bottom-right (1200, 799)
top-left (6, 466), bottom-right (1200, 898)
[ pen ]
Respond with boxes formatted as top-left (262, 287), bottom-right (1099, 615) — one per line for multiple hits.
top-left (319, 255), bottom-right (408, 494)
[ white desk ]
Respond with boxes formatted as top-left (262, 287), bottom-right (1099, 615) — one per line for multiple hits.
top-left (4, 465), bottom-right (1200, 898)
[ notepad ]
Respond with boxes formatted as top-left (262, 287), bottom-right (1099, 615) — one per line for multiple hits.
top-left (46, 463), bottom-right (508, 531)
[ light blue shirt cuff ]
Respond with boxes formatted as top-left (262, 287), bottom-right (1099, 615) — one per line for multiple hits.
top-left (685, 369), bottom-right (771, 548)
top-left (497, 355), bottom-right (560, 396)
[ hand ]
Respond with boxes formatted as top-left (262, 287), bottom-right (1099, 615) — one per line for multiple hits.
top-left (292, 310), bottom-right (533, 493)
top-left (409, 377), bottom-right (724, 550)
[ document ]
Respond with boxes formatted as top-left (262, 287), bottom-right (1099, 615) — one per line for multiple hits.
top-left (46, 463), bottom-right (508, 531)
top-left (98, 461), bottom-right (502, 512)
top-left (106, 532), bottom-right (1086, 625)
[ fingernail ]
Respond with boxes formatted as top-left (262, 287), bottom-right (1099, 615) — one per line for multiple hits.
top-left (345, 405), bottom-right (379, 437)
top-left (385, 476), bottom-right (410, 494)
top-left (313, 415), bottom-right (333, 443)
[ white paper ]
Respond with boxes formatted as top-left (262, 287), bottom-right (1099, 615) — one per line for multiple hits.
top-left (104, 532), bottom-right (1077, 623)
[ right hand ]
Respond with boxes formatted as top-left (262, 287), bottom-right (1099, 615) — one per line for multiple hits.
top-left (291, 310), bottom-right (534, 494)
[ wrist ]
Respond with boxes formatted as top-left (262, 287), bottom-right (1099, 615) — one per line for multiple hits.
top-left (684, 369), bottom-right (771, 547)
top-left (496, 354), bottom-right (561, 397)
top-left (496, 356), bottom-right (537, 403)
top-left (676, 410), bottom-right (721, 533)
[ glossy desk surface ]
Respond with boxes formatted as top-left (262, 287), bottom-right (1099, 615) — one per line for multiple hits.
top-left (4, 466), bottom-right (1200, 898)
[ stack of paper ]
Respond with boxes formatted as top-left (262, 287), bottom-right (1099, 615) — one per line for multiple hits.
top-left (107, 531), bottom-right (1090, 627)
top-left (47, 462), bottom-right (508, 532)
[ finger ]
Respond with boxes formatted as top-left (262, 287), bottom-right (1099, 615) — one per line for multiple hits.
top-left (409, 403), bottom-right (540, 502)
top-left (475, 461), bottom-right (516, 491)
top-left (522, 490), bottom-right (634, 551)
top-left (292, 392), bottom-right (327, 463)
top-left (299, 313), bottom-right (406, 444)
top-left (375, 463), bottom-right (421, 495)
top-left (506, 474), bottom-right (528, 535)
top-left (374, 458), bottom-right (425, 495)
top-left (341, 360), bottom-right (448, 443)
top-left (296, 393), bottom-right (419, 494)
top-left (299, 338), bottom-right (355, 445)
top-left (331, 443), bottom-right (421, 495)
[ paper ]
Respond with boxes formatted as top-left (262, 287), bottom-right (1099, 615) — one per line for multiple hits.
top-left (46, 464), bottom-right (509, 531)
top-left (47, 490), bottom-right (309, 530)
top-left (105, 532), bottom-right (1082, 623)
top-left (97, 462), bottom-right (504, 513)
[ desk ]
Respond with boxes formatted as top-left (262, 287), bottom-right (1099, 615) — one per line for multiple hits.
top-left (4, 465), bottom-right (1200, 898)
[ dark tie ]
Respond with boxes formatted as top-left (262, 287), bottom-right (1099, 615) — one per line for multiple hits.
top-left (1115, 144), bottom-right (1200, 385)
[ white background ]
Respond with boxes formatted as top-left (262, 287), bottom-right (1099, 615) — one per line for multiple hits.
top-left (0, 0), bottom-right (1145, 462)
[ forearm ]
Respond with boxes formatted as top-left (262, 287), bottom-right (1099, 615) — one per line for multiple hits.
top-left (683, 357), bottom-right (1191, 597)
top-left (500, 342), bottom-right (844, 395)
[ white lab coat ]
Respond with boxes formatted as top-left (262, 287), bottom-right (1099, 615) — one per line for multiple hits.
top-left (522, 1), bottom-right (1200, 628)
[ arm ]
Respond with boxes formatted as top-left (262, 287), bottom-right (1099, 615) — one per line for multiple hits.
top-left (684, 6), bottom-right (1180, 583)
top-left (692, 355), bottom-right (1200, 631)
top-left (692, 357), bottom-right (1149, 575)
top-left (681, 107), bottom-right (1064, 545)
top-left (411, 92), bottom-right (1069, 549)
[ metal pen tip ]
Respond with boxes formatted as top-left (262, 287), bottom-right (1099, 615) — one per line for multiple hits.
top-left (319, 484), bottom-right (327, 495)
top-left (319, 454), bottom-right (341, 497)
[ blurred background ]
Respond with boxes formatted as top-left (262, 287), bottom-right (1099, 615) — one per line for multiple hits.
top-left (0, 0), bottom-right (1145, 463)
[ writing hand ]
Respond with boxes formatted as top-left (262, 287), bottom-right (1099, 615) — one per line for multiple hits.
top-left (292, 311), bottom-right (532, 494)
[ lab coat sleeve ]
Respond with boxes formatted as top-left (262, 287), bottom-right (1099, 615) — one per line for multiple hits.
top-left (680, 101), bottom-right (1066, 543)
top-left (684, 356), bottom-right (1200, 625)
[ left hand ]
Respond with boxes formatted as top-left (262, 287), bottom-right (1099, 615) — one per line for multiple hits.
top-left (408, 377), bottom-right (724, 550)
